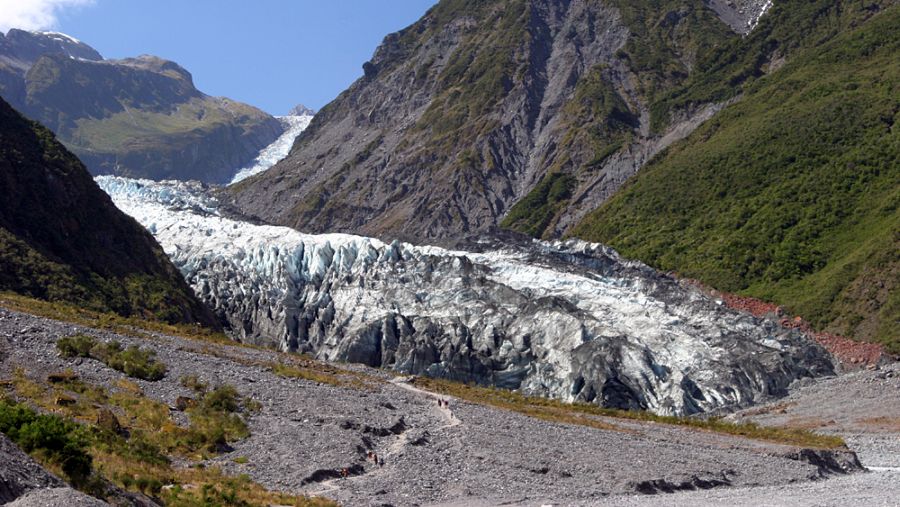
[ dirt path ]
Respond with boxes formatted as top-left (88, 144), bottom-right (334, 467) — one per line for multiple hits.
top-left (307, 378), bottom-right (462, 497)
top-left (390, 377), bottom-right (461, 430)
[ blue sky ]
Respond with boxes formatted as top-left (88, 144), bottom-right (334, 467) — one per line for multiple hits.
top-left (47, 1), bottom-right (437, 114)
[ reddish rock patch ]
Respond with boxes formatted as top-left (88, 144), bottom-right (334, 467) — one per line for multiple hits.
top-left (680, 278), bottom-right (885, 368)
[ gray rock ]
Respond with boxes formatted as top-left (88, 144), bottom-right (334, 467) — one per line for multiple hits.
top-left (288, 104), bottom-right (316, 116)
top-left (0, 433), bottom-right (66, 504)
top-left (5, 487), bottom-right (108, 507)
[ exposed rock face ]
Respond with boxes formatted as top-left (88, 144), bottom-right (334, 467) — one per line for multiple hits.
top-left (0, 97), bottom-right (217, 325)
top-left (706, 0), bottom-right (773, 33)
top-left (100, 177), bottom-right (835, 416)
top-left (227, 0), bottom-right (746, 243)
top-left (288, 104), bottom-right (316, 116)
top-left (0, 30), bottom-right (282, 183)
top-left (0, 433), bottom-right (66, 504)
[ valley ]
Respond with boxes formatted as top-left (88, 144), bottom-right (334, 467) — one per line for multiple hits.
top-left (0, 0), bottom-right (897, 505)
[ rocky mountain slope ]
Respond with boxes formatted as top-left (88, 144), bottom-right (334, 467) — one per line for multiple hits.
top-left (100, 176), bottom-right (836, 416)
top-left (0, 29), bottom-right (283, 183)
top-left (0, 97), bottom-right (216, 325)
top-left (227, 0), bottom-right (897, 355)
top-left (228, 0), bottom-right (772, 241)
top-left (574, 3), bottom-right (900, 353)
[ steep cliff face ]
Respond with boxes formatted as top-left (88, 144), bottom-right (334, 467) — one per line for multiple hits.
top-left (227, 0), bottom-right (741, 242)
top-left (0, 97), bottom-right (217, 326)
top-left (574, 2), bottom-right (900, 353)
top-left (0, 30), bottom-right (283, 183)
top-left (103, 177), bottom-right (835, 416)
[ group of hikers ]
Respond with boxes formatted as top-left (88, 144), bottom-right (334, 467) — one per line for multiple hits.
top-left (366, 450), bottom-right (384, 467)
top-left (336, 397), bottom-right (454, 480)
top-left (337, 450), bottom-right (385, 479)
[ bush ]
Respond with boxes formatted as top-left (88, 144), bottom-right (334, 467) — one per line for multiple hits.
top-left (57, 338), bottom-right (167, 381)
top-left (107, 345), bottom-right (166, 381)
top-left (180, 374), bottom-right (207, 393)
top-left (56, 334), bottom-right (96, 358)
top-left (0, 399), bottom-right (92, 483)
top-left (184, 385), bottom-right (251, 452)
top-left (199, 385), bottom-right (241, 413)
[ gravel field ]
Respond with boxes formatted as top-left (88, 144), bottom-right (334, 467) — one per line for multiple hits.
top-left (1, 308), bottom-right (895, 506)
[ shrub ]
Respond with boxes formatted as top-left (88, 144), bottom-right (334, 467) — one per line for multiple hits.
top-left (56, 334), bottom-right (96, 358)
top-left (58, 338), bottom-right (167, 381)
top-left (0, 399), bottom-right (92, 483)
top-left (184, 385), bottom-right (251, 453)
top-left (180, 374), bottom-right (207, 393)
top-left (109, 345), bottom-right (166, 381)
top-left (199, 385), bottom-right (241, 413)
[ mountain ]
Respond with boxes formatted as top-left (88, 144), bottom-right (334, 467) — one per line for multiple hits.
top-left (100, 176), bottom-right (836, 415)
top-left (228, 0), bottom-right (771, 241)
top-left (226, 0), bottom-right (897, 352)
top-left (0, 29), bottom-right (283, 183)
top-left (288, 104), bottom-right (316, 116)
top-left (0, 96), bottom-right (217, 326)
top-left (574, 3), bottom-right (900, 353)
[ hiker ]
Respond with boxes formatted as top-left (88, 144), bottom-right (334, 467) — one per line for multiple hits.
top-left (341, 467), bottom-right (349, 479)
top-left (378, 457), bottom-right (385, 467)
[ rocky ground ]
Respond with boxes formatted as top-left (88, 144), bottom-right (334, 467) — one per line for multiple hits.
top-left (0, 433), bottom-right (105, 506)
top-left (0, 307), bottom-right (896, 506)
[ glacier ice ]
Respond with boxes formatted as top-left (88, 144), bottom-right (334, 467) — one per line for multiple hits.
top-left (96, 176), bottom-right (835, 416)
top-left (229, 114), bottom-right (312, 184)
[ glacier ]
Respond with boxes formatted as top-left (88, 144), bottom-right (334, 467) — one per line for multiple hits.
top-left (229, 114), bottom-right (312, 184)
top-left (96, 176), bottom-right (834, 416)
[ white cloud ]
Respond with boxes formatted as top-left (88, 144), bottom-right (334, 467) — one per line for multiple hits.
top-left (0, 0), bottom-right (94, 33)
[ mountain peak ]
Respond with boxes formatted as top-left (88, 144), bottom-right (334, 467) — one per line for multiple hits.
top-left (2, 28), bottom-right (102, 62)
top-left (288, 104), bottom-right (315, 116)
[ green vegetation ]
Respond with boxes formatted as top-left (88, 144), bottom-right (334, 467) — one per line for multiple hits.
top-left (502, 173), bottom-right (576, 237)
top-left (55, 334), bottom-right (96, 358)
top-left (0, 399), bottom-right (92, 484)
top-left (181, 385), bottom-right (252, 453)
top-left (270, 359), bottom-right (381, 390)
top-left (650, 0), bottom-right (897, 130)
top-left (412, 376), bottom-right (847, 449)
top-left (574, 6), bottom-right (900, 352)
top-left (179, 374), bottom-right (208, 393)
top-left (607, 0), bottom-right (735, 101)
top-left (0, 292), bottom-right (228, 346)
top-left (0, 96), bottom-right (217, 327)
top-left (58, 335), bottom-right (167, 381)
top-left (2, 371), bottom-right (329, 506)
